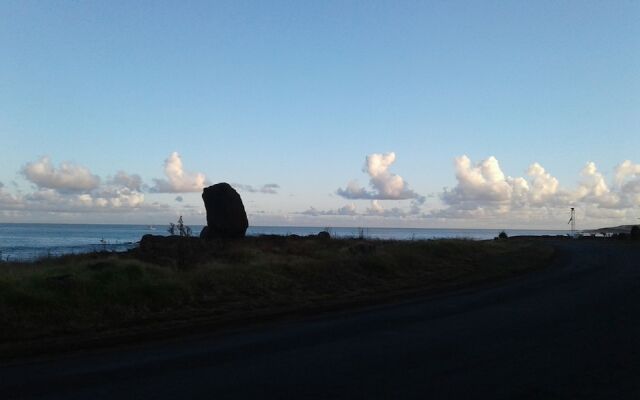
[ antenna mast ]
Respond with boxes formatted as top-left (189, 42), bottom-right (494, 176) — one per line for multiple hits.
top-left (568, 207), bottom-right (576, 236)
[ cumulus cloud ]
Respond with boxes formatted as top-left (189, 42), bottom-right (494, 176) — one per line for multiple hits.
top-left (22, 156), bottom-right (100, 192)
top-left (613, 161), bottom-right (640, 207)
top-left (23, 187), bottom-right (146, 211)
top-left (439, 155), bottom-right (561, 218)
top-left (436, 155), bottom-right (640, 222)
top-left (526, 163), bottom-right (559, 205)
top-left (109, 171), bottom-right (143, 191)
top-left (441, 156), bottom-right (561, 209)
top-left (574, 162), bottom-right (620, 208)
top-left (151, 152), bottom-right (208, 193)
top-left (1, 157), bottom-right (167, 217)
top-left (337, 152), bottom-right (423, 201)
top-left (442, 156), bottom-right (506, 204)
top-left (233, 183), bottom-right (280, 194)
top-left (614, 160), bottom-right (640, 185)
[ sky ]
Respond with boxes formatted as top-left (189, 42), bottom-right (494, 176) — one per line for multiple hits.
top-left (0, 1), bottom-right (639, 229)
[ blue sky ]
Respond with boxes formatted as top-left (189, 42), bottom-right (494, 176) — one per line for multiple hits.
top-left (1, 1), bottom-right (639, 228)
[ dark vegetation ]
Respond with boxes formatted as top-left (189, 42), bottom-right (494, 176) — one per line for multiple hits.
top-left (599, 225), bottom-right (640, 240)
top-left (167, 216), bottom-right (192, 237)
top-left (0, 236), bottom-right (555, 349)
top-left (583, 224), bottom-right (640, 239)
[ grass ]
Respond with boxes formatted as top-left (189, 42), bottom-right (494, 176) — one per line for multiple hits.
top-left (0, 236), bottom-right (555, 347)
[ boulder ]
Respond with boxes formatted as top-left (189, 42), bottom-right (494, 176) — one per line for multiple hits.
top-left (201, 183), bottom-right (248, 239)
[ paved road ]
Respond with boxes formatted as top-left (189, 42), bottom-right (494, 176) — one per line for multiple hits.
top-left (2, 240), bottom-right (640, 399)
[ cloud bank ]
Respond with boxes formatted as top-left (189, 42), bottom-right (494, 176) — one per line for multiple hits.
top-left (4, 151), bottom-right (640, 227)
top-left (306, 154), bottom-right (640, 226)
top-left (233, 183), bottom-right (280, 194)
top-left (302, 203), bottom-right (358, 216)
top-left (436, 155), bottom-right (640, 220)
top-left (1, 156), bottom-right (161, 218)
top-left (22, 156), bottom-right (101, 192)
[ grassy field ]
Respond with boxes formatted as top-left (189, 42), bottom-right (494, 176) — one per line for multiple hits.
top-left (0, 236), bottom-right (555, 351)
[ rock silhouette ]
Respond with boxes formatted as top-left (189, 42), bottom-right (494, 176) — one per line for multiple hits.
top-left (200, 183), bottom-right (248, 239)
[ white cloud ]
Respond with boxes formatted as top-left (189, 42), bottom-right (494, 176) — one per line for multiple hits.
top-left (302, 203), bottom-right (358, 216)
top-left (614, 160), bottom-right (640, 186)
top-left (364, 200), bottom-right (413, 218)
top-left (22, 156), bottom-right (100, 192)
top-left (110, 171), bottom-right (143, 191)
top-left (337, 152), bottom-right (422, 200)
top-left (439, 155), bottom-right (574, 213)
top-left (233, 183), bottom-right (280, 194)
top-left (367, 200), bottom-right (385, 214)
top-left (574, 162), bottom-right (620, 209)
top-left (436, 155), bottom-right (640, 225)
top-left (442, 156), bottom-right (516, 205)
top-left (260, 183), bottom-right (280, 194)
top-left (10, 186), bottom-right (148, 213)
top-left (613, 160), bottom-right (640, 208)
top-left (337, 203), bottom-right (357, 215)
top-left (0, 184), bottom-right (23, 210)
top-left (518, 162), bottom-right (572, 206)
top-left (301, 199), bottom-right (423, 219)
top-left (151, 152), bottom-right (208, 193)
top-left (3, 158), bottom-right (165, 218)
top-left (438, 155), bottom-right (567, 218)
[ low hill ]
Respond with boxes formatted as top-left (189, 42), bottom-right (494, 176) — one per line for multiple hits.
top-left (583, 225), bottom-right (638, 235)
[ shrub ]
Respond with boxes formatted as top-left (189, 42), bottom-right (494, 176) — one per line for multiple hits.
top-left (630, 226), bottom-right (640, 240)
top-left (497, 231), bottom-right (508, 240)
top-left (168, 216), bottom-right (192, 237)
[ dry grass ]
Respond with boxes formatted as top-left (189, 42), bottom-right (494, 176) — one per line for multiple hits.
top-left (0, 237), bottom-right (555, 342)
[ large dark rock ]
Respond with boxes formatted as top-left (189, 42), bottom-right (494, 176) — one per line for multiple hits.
top-left (201, 183), bottom-right (248, 239)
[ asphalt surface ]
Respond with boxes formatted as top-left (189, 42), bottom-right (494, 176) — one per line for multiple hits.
top-left (2, 240), bottom-right (640, 399)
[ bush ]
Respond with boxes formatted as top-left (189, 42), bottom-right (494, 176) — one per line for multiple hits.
top-left (168, 216), bottom-right (192, 237)
top-left (497, 231), bottom-right (508, 240)
top-left (631, 226), bottom-right (640, 240)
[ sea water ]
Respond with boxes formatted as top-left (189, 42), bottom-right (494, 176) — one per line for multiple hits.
top-left (0, 223), bottom-right (569, 262)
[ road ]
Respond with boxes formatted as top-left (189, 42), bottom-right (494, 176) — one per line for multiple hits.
top-left (2, 240), bottom-right (640, 399)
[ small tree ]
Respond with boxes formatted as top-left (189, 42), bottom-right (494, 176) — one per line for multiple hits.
top-left (177, 216), bottom-right (186, 236)
top-left (178, 216), bottom-right (193, 237)
top-left (498, 231), bottom-right (508, 240)
top-left (168, 222), bottom-right (177, 235)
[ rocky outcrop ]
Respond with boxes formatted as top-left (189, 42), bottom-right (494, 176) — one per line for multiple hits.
top-left (201, 183), bottom-right (248, 239)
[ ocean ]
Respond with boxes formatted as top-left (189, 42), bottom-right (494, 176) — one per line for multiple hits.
top-left (0, 223), bottom-right (570, 262)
